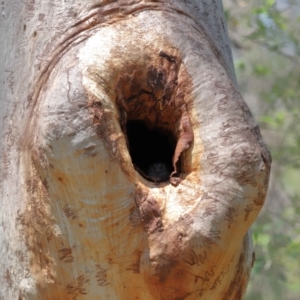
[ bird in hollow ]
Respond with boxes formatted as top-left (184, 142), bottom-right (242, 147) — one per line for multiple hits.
top-left (147, 162), bottom-right (171, 182)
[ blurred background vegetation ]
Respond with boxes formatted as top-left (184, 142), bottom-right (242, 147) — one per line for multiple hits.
top-left (223, 0), bottom-right (300, 299)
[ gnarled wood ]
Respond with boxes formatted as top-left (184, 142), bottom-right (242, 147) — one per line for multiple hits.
top-left (0, 1), bottom-right (271, 299)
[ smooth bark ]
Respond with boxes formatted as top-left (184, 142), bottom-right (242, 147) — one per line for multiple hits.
top-left (0, 1), bottom-right (271, 299)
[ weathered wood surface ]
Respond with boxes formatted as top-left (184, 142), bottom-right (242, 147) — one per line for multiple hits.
top-left (0, 1), bottom-right (271, 299)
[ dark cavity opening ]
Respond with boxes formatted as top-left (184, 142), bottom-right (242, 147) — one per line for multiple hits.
top-left (126, 120), bottom-right (176, 182)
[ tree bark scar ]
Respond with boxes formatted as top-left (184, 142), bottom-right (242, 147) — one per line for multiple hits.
top-left (170, 109), bottom-right (194, 184)
top-left (159, 50), bottom-right (177, 64)
top-left (135, 190), bottom-right (164, 234)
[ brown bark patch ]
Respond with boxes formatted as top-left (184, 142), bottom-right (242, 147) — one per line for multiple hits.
top-left (16, 169), bottom-right (57, 287)
top-left (135, 187), bottom-right (164, 234)
top-left (114, 51), bottom-right (194, 185)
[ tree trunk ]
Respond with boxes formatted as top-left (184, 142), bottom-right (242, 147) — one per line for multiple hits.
top-left (0, 1), bottom-right (271, 299)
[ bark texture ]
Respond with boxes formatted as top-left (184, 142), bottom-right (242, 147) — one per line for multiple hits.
top-left (0, 1), bottom-right (271, 299)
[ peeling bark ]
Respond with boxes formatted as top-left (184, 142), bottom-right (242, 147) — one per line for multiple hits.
top-left (0, 1), bottom-right (271, 299)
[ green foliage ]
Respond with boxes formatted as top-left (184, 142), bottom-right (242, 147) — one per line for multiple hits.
top-left (224, 0), bottom-right (300, 299)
